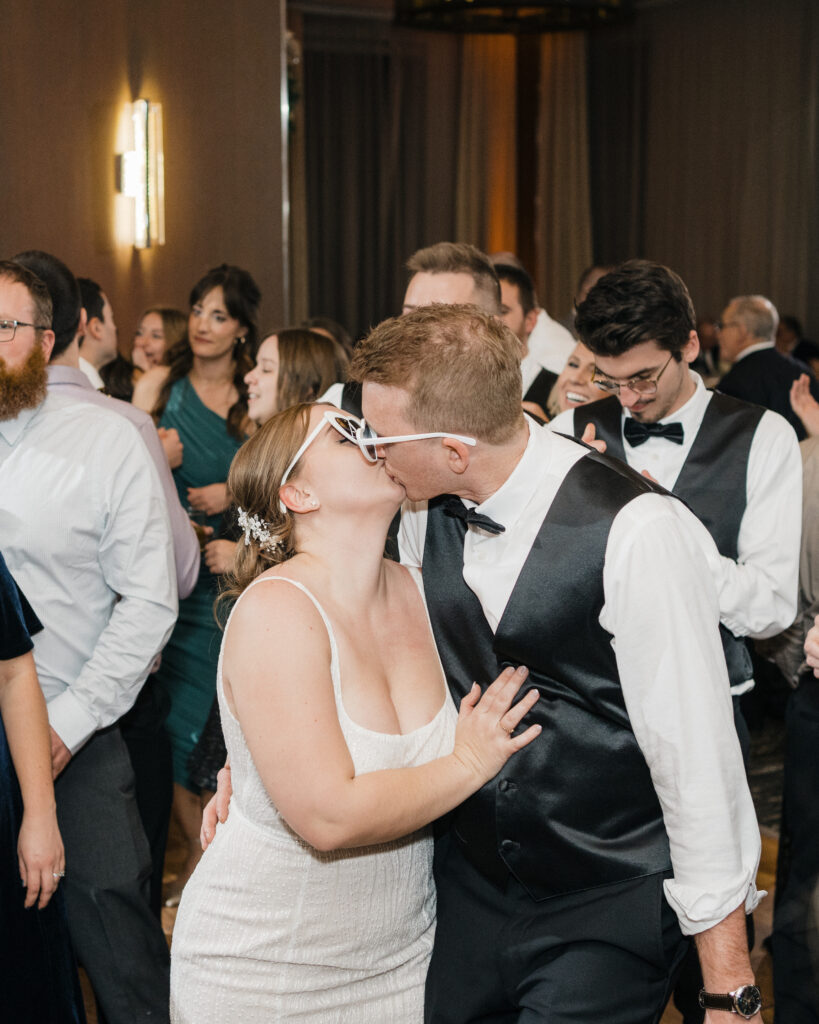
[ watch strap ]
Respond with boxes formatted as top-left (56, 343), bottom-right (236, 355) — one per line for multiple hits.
top-left (699, 990), bottom-right (736, 1012)
top-left (698, 985), bottom-right (762, 1018)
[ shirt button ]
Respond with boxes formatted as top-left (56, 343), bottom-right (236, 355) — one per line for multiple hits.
top-left (500, 839), bottom-right (519, 853)
top-left (498, 779), bottom-right (517, 793)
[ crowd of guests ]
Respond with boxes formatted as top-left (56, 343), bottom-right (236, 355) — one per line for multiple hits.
top-left (1, 241), bottom-right (817, 1023)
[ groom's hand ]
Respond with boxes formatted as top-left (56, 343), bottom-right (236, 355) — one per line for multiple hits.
top-left (200, 763), bottom-right (233, 849)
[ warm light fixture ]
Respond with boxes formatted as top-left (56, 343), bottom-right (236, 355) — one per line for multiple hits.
top-left (117, 99), bottom-right (165, 248)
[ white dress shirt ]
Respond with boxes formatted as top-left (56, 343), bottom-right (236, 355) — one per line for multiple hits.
top-left (550, 374), bottom-right (801, 661)
top-left (523, 308), bottom-right (576, 384)
top-left (0, 393), bottom-right (178, 753)
top-left (47, 364), bottom-right (200, 599)
top-left (78, 355), bottom-right (105, 389)
top-left (398, 419), bottom-right (761, 936)
top-left (732, 340), bottom-right (776, 363)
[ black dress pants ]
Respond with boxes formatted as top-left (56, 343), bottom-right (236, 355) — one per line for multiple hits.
top-left (772, 675), bottom-right (819, 1023)
top-left (120, 676), bottom-right (174, 917)
top-left (55, 727), bottom-right (170, 1024)
top-left (425, 834), bottom-right (688, 1023)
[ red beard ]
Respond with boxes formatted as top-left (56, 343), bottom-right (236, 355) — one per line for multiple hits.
top-left (0, 343), bottom-right (48, 420)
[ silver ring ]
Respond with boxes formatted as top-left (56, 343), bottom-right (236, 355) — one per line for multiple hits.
top-left (52, 871), bottom-right (65, 880)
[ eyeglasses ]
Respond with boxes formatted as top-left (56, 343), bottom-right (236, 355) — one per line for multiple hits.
top-left (334, 415), bottom-right (476, 464)
top-left (278, 410), bottom-right (477, 511)
top-left (715, 320), bottom-right (741, 331)
top-left (592, 353), bottom-right (675, 397)
top-left (0, 319), bottom-right (49, 342)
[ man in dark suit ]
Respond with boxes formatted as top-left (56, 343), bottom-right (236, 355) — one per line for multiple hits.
top-left (717, 294), bottom-right (819, 439)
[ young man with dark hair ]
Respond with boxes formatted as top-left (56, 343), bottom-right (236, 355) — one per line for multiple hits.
top-left (550, 261), bottom-right (799, 738)
top-left (552, 262), bottom-right (801, 1023)
top-left (492, 260), bottom-right (555, 414)
top-left (490, 252), bottom-right (575, 413)
top-left (76, 275), bottom-right (118, 388)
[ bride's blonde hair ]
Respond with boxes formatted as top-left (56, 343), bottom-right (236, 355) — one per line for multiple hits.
top-left (220, 402), bottom-right (314, 607)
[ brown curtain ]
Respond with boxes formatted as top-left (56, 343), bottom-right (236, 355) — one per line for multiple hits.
top-left (455, 35), bottom-right (518, 253)
top-left (300, 14), bottom-right (460, 340)
top-left (535, 31), bottom-right (594, 318)
top-left (589, 0), bottom-right (819, 333)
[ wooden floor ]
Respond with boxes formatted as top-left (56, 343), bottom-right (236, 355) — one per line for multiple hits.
top-left (82, 820), bottom-right (779, 1022)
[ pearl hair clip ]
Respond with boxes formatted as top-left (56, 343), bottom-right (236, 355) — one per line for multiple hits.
top-left (237, 507), bottom-right (284, 552)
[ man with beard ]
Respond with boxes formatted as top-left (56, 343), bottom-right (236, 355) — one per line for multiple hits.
top-left (12, 250), bottom-right (199, 920)
top-left (0, 260), bottom-right (177, 1023)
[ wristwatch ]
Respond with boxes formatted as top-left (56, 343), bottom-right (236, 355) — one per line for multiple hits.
top-left (698, 985), bottom-right (762, 1018)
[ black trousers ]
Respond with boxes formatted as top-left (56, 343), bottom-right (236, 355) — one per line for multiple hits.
top-left (55, 727), bottom-right (170, 1024)
top-left (772, 676), bottom-right (819, 1023)
top-left (120, 677), bottom-right (174, 917)
top-left (425, 834), bottom-right (688, 1023)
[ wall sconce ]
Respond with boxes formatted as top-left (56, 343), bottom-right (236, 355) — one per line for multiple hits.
top-left (116, 100), bottom-right (165, 248)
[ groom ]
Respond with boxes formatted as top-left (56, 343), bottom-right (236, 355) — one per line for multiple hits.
top-left (207, 303), bottom-right (762, 1021)
top-left (346, 304), bottom-right (762, 1023)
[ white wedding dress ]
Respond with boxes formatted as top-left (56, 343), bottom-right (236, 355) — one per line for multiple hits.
top-left (170, 572), bottom-right (456, 1023)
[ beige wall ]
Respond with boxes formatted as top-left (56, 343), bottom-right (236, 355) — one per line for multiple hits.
top-left (3, 1), bottom-right (287, 349)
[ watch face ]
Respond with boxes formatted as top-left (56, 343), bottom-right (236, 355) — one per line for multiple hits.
top-left (734, 985), bottom-right (762, 1017)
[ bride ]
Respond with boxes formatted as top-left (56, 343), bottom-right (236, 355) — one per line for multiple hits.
top-left (170, 402), bottom-right (540, 1023)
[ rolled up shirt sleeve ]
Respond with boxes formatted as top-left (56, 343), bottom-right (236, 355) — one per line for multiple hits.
top-left (601, 494), bottom-right (762, 935)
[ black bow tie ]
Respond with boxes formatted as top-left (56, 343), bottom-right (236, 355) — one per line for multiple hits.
top-left (442, 497), bottom-right (505, 536)
top-left (623, 418), bottom-right (685, 448)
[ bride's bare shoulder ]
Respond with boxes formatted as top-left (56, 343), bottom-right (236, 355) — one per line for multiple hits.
top-left (227, 571), bottom-right (329, 646)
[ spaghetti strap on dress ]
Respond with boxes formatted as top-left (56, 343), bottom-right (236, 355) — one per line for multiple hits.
top-left (170, 570), bottom-right (456, 1023)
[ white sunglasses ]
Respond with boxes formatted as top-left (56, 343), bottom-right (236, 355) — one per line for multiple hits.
top-left (278, 410), bottom-right (476, 512)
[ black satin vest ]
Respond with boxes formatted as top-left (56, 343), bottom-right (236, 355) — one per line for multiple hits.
top-left (422, 449), bottom-right (673, 901)
top-left (572, 393), bottom-right (765, 688)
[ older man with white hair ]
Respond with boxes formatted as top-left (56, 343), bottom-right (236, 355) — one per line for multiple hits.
top-left (718, 294), bottom-right (819, 439)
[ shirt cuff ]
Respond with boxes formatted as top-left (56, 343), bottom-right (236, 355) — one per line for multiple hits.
top-left (47, 688), bottom-right (98, 754)
top-left (663, 876), bottom-right (764, 937)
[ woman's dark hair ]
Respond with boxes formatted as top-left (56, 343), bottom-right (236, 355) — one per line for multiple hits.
top-left (100, 353), bottom-right (139, 402)
top-left (152, 264), bottom-right (261, 440)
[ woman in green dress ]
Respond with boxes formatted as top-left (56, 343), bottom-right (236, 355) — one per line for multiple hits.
top-left (134, 264), bottom-right (260, 902)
